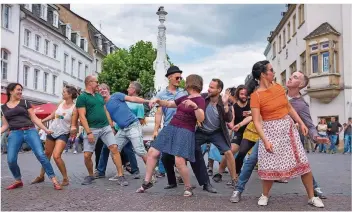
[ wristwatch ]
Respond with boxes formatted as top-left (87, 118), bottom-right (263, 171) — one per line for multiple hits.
top-left (87, 131), bottom-right (92, 135)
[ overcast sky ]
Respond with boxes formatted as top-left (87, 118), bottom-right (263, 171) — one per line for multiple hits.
top-left (71, 4), bottom-right (285, 91)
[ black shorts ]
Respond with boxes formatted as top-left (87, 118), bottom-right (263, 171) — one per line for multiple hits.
top-left (195, 130), bottom-right (231, 154)
top-left (46, 133), bottom-right (70, 143)
top-left (231, 132), bottom-right (243, 146)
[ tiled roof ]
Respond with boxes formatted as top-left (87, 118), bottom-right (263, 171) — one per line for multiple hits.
top-left (304, 22), bottom-right (340, 40)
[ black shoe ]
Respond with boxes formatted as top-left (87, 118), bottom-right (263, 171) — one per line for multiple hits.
top-left (212, 173), bottom-right (222, 183)
top-left (203, 183), bottom-right (217, 193)
top-left (164, 184), bottom-right (177, 189)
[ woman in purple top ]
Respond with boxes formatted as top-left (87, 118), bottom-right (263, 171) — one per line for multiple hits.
top-left (136, 74), bottom-right (205, 197)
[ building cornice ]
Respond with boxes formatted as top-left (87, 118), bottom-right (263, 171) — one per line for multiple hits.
top-left (20, 54), bottom-right (61, 73)
top-left (64, 39), bottom-right (93, 61)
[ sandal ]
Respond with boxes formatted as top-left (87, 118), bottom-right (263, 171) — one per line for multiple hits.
top-left (61, 179), bottom-right (69, 186)
top-left (31, 176), bottom-right (45, 184)
top-left (53, 182), bottom-right (62, 190)
top-left (183, 186), bottom-right (193, 197)
top-left (136, 181), bottom-right (153, 193)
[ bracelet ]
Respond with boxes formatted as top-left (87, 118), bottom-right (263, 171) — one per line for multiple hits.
top-left (194, 107), bottom-right (199, 111)
top-left (87, 132), bottom-right (92, 135)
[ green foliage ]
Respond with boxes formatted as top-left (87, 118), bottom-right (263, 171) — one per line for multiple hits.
top-left (179, 79), bottom-right (186, 89)
top-left (99, 40), bottom-right (173, 97)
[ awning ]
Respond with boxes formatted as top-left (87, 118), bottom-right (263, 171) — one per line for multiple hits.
top-left (32, 103), bottom-right (57, 119)
top-left (1, 93), bottom-right (8, 104)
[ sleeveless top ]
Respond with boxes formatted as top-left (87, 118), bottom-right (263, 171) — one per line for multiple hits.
top-left (49, 101), bottom-right (75, 138)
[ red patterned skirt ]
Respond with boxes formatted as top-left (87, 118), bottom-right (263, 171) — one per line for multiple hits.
top-left (258, 115), bottom-right (311, 180)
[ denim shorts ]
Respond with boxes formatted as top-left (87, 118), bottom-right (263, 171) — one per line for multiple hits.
top-left (47, 134), bottom-right (70, 143)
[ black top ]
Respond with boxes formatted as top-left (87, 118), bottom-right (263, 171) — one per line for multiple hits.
top-left (328, 122), bottom-right (342, 134)
top-left (233, 101), bottom-right (251, 134)
top-left (345, 124), bottom-right (352, 135)
top-left (1, 100), bottom-right (35, 130)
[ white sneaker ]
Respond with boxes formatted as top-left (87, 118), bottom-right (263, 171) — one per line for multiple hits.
top-left (258, 194), bottom-right (269, 206)
top-left (109, 175), bottom-right (119, 181)
top-left (308, 197), bottom-right (324, 208)
top-left (73, 150), bottom-right (77, 154)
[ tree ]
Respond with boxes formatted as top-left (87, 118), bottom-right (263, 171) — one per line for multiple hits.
top-left (99, 40), bottom-right (173, 97)
top-left (179, 79), bottom-right (186, 89)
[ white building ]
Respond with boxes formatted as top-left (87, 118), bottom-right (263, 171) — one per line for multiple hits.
top-left (1, 4), bottom-right (20, 97)
top-left (1, 4), bottom-right (115, 105)
top-left (264, 4), bottom-right (352, 125)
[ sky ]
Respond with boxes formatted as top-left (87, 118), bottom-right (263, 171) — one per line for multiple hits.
top-left (71, 4), bottom-right (286, 91)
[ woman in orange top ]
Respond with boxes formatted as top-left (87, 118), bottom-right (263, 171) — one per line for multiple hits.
top-left (250, 60), bottom-right (324, 208)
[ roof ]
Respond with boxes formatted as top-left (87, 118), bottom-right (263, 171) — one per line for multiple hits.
top-left (20, 4), bottom-right (65, 38)
top-left (88, 22), bottom-right (116, 56)
top-left (304, 22), bottom-right (341, 40)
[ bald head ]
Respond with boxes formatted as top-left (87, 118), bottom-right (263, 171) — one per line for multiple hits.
top-left (85, 75), bottom-right (94, 85)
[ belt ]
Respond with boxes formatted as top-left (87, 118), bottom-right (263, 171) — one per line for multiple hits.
top-left (11, 126), bottom-right (34, 131)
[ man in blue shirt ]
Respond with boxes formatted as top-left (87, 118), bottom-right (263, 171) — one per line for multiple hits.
top-left (152, 66), bottom-right (187, 188)
top-left (95, 83), bottom-right (150, 181)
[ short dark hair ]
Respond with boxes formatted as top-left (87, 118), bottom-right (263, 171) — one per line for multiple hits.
top-left (211, 78), bottom-right (224, 92)
top-left (226, 87), bottom-right (236, 97)
top-left (298, 71), bottom-right (309, 88)
top-left (348, 117), bottom-right (352, 121)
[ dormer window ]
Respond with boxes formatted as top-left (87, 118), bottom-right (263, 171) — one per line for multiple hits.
top-left (105, 41), bottom-right (110, 54)
top-left (24, 4), bottom-right (32, 12)
top-left (40, 4), bottom-right (47, 21)
top-left (52, 11), bottom-right (58, 28)
top-left (66, 24), bottom-right (71, 39)
top-left (81, 38), bottom-right (88, 52)
top-left (95, 34), bottom-right (102, 50)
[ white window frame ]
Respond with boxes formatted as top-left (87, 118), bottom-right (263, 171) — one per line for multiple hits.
top-left (64, 53), bottom-right (68, 72)
top-left (66, 24), bottom-right (71, 38)
top-left (23, 65), bottom-right (29, 87)
top-left (24, 29), bottom-right (31, 47)
top-left (44, 39), bottom-right (50, 55)
top-left (85, 65), bottom-right (89, 77)
top-left (34, 69), bottom-right (40, 89)
top-left (53, 11), bottom-right (59, 28)
top-left (52, 75), bottom-right (57, 94)
top-left (1, 50), bottom-right (9, 80)
top-left (311, 54), bottom-right (318, 74)
top-left (24, 4), bottom-right (32, 12)
top-left (43, 72), bottom-right (49, 92)
top-left (2, 4), bottom-right (11, 30)
top-left (78, 61), bottom-right (82, 79)
top-left (53, 44), bottom-right (58, 59)
top-left (71, 57), bottom-right (75, 76)
top-left (40, 4), bottom-right (47, 21)
top-left (35, 34), bottom-right (41, 51)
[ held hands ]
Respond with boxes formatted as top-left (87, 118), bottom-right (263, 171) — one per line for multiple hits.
top-left (70, 126), bottom-right (77, 137)
top-left (149, 99), bottom-right (160, 109)
top-left (182, 99), bottom-right (197, 109)
top-left (152, 130), bottom-right (158, 140)
top-left (44, 129), bottom-right (54, 135)
top-left (232, 124), bottom-right (240, 132)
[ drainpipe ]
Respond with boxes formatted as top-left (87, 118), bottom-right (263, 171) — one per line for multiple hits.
top-left (17, 9), bottom-right (26, 83)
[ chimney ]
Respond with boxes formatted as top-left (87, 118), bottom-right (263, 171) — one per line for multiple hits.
top-left (62, 4), bottom-right (70, 10)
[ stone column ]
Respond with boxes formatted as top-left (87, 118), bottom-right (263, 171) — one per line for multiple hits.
top-left (153, 6), bottom-right (170, 93)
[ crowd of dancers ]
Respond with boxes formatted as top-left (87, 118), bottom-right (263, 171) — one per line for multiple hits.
top-left (1, 60), bottom-right (333, 208)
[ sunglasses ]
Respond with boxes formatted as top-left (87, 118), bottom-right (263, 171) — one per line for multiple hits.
top-left (175, 77), bottom-right (182, 81)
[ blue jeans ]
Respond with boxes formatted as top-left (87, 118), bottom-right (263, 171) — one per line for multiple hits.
top-left (7, 128), bottom-right (55, 180)
top-left (317, 133), bottom-right (327, 152)
top-left (235, 140), bottom-right (320, 193)
top-left (328, 135), bottom-right (338, 153)
top-left (344, 134), bottom-right (352, 153)
top-left (65, 137), bottom-right (79, 152)
top-left (97, 141), bottom-right (139, 175)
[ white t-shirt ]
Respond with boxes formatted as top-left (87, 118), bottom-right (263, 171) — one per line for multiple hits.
top-left (49, 101), bottom-right (75, 138)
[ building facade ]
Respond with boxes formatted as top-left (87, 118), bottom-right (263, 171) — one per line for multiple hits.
top-left (1, 4), bottom-right (116, 105)
top-left (264, 4), bottom-right (352, 125)
top-left (1, 4), bottom-right (20, 95)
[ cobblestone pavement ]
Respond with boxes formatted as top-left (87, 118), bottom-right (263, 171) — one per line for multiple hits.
top-left (1, 152), bottom-right (351, 211)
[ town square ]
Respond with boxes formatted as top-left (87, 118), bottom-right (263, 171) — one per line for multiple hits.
top-left (1, 3), bottom-right (352, 211)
